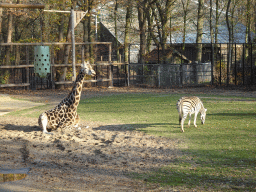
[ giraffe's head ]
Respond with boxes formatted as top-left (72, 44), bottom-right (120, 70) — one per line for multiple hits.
top-left (81, 61), bottom-right (96, 77)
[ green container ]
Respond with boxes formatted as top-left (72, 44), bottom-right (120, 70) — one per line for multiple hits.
top-left (34, 46), bottom-right (51, 78)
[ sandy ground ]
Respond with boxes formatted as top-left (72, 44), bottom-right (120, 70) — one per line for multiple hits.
top-left (0, 87), bottom-right (255, 191)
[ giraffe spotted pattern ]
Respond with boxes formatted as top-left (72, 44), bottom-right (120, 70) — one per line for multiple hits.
top-left (38, 61), bottom-right (96, 133)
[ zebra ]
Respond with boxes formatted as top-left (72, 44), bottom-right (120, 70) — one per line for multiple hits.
top-left (176, 96), bottom-right (207, 132)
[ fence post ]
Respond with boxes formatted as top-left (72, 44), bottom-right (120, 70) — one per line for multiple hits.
top-left (108, 64), bottom-right (113, 87)
top-left (26, 46), bottom-right (29, 90)
top-left (220, 44), bottom-right (222, 85)
top-left (211, 43), bottom-right (214, 85)
top-left (234, 44), bottom-right (237, 85)
top-left (243, 44), bottom-right (245, 85)
top-left (250, 43), bottom-right (253, 85)
top-left (179, 64), bottom-right (183, 87)
top-left (158, 64), bottom-right (161, 88)
top-left (128, 64), bottom-right (130, 86)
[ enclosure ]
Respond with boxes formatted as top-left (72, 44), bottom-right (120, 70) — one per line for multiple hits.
top-left (0, 43), bottom-right (255, 89)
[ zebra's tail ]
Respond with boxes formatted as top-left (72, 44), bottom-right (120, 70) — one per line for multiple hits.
top-left (177, 99), bottom-right (182, 125)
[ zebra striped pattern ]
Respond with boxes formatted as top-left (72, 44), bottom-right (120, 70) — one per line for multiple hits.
top-left (176, 96), bottom-right (207, 132)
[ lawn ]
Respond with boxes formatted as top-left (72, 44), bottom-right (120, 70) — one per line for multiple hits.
top-left (7, 92), bottom-right (256, 191)
top-left (77, 93), bottom-right (256, 191)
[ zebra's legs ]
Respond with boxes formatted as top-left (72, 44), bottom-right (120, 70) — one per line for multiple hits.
top-left (181, 113), bottom-right (188, 132)
top-left (188, 113), bottom-right (192, 127)
top-left (194, 112), bottom-right (198, 127)
top-left (39, 113), bottom-right (52, 134)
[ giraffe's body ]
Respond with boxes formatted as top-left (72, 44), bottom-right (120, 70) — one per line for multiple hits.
top-left (38, 61), bottom-right (96, 133)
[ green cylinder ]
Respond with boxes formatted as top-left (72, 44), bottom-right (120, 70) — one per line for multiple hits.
top-left (34, 46), bottom-right (51, 78)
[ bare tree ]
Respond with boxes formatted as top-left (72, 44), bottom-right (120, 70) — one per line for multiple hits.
top-left (226, 0), bottom-right (231, 85)
top-left (137, 0), bottom-right (148, 63)
top-left (124, 3), bottom-right (133, 63)
top-left (181, 0), bottom-right (191, 51)
top-left (195, 0), bottom-right (204, 64)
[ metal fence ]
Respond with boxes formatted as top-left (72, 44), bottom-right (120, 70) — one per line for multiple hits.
top-left (128, 63), bottom-right (211, 88)
top-left (128, 43), bottom-right (256, 88)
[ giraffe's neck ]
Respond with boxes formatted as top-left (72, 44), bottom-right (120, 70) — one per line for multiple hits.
top-left (66, 70), bottom-right (85, 107)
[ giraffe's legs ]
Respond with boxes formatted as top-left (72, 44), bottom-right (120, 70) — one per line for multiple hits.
top-left (39, 113), bottom-right (53, 134)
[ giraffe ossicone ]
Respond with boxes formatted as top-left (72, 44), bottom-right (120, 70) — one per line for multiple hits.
top-left (38, 61), bottom-right (96, 134)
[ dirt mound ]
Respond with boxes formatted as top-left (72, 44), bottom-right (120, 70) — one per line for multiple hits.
top-left (0, 115), bottom-right (182, 191)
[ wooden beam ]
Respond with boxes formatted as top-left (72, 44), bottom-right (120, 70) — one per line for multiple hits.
top-left (0, 83), bottom-right (30, 88)
top-left (0, 42), bottom-right (112, 46)
top-left (0, 3), bottom-right (45, 9)
top-left (54, 79), bottom-right (111, 85)
top-left (0, 65), bottom-right (34, 69)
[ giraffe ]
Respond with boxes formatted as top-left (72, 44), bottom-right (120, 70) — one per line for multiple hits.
top-left (38, 61), bottom-right (96, 133)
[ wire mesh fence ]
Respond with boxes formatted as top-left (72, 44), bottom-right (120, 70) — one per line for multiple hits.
top-left (128, 63), bottom-right (211, 88)
top-left (128, 43), bottom-right (256, 88)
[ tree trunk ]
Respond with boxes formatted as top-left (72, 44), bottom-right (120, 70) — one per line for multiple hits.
top-left (181, 0), bottom-right (190, 51)
top-left (87, 0), bottom-right (94, 64)
top-left (195, 0), bottom-right (204, 64)
top-left (114, 0), bottom-right (120, 61)
top-left (210, 0), bottom-right (214, 85)
top-left (58, 10), bottom-right (73, 88)
top-left (6, 9), bottom-right (13, 66)
top-left (245, 0), bottom-right (251, 44)
top-left (138, 3), bottom-right (147, 63)
top-left (124, 4), bottom-right (132, 63)
top-left (226, 0), bottom-right (231, 85)
top-left (0, 8), bottom-right (2, 43)
top-left (215, 0), bottom-right (219, 44)
top-left (195, 0), bottom-right (204, 84)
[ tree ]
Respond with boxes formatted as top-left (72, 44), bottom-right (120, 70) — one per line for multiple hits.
top-left (124, 3), bottom-right (133, 63)
top-left (137, 0), bottom-right (148, 63)
top-left (195, 0), bottom-right (204, 64)
top-left (181, 0), bottom-right (191, 51)
top-left (226, 0), bottom-right (231, 85)
top-left (150, 0), bottom-right (175, 63)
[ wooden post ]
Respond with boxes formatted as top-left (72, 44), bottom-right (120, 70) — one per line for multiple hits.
top-left (71, 9), bottom-right (76, 81)
top-left (108, 64), bottom-right (113, 88)
top-left (26, 46), bottom-right (29, 90)
top-left (109, 44), bottom-right (112, 62)
top-left (127, 64), bottom-right (130, 86)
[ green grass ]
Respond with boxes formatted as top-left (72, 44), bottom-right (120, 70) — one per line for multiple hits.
top-left (6, 92), bottom-right (256, 191)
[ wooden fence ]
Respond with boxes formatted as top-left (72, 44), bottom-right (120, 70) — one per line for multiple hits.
top-left (0, 42), bottom-right (127, 89)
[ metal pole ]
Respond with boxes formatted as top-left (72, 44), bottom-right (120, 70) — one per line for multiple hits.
top-left (128, 64), bottom-right (130, 86)
top-left (243, 43), bottom-right (245, 85)
top-left (251, 43), bottom-right (253, 85)
top-left (71, 9), bottom-right (76, 81)
top-left (235, 43), bottom-right (237, 85)
top-left (220, 43), bottom-right (222, 85)
top-left (158, 64), bottom-right (161, 88)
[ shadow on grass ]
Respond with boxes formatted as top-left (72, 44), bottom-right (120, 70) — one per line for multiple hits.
top-left (93, 123), bottom-right (182, 133)
top-left (208, 112), bottom-right (256, 117)
top-left (132, 147), bottom-right (256, 190)
top-left (135, 167), bottom-right (256, 190)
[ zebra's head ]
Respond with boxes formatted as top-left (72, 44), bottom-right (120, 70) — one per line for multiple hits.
top-left (200, 108), bottom-right (207, 124)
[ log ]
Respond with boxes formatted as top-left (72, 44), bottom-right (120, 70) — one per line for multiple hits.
top-left (0, 3), bottom-right (45, 9)
top-left (0, 83), bottom-right (30, 88)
